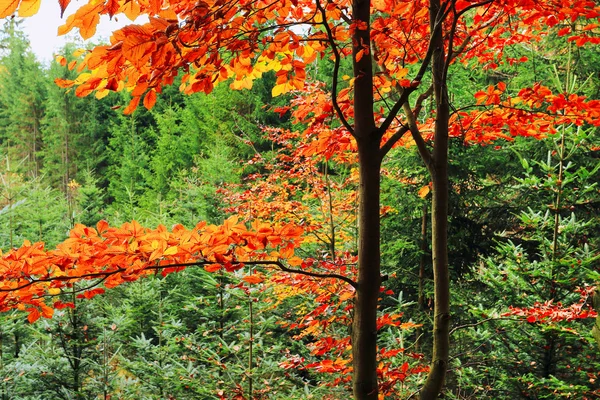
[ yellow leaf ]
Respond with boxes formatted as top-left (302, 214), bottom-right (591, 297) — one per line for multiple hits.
top-left (72, 48), bottom-right (86, 58)
top-left (74, 72), bottom-right (91, 85)
top-left (48, 288), bottom-right (61, 295)
top-left (163, 246), bottom-right (178, 256)
top-left (396, 67), bottom-right (409, 78)
top-left (95, 89), bottom-right (110, 100)
top-left (55, 55), bottom-right (67, 66)
top-left (271, 83), bottom-right (286, 97)
top-left (17, 0), bottom-right (40, 17)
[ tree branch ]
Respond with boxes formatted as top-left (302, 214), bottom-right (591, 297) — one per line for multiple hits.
top-left (315, 0), bottom-right (354, 136)
top-left (403, 101), bottom-right (434, 169)
top-left (379, 85), bottom-right (434, 160)
top-left (379, 125), bottom-right (409, 159)
top-left (378, 1), bottom-right (449, 136)
top-left (1, 259), bottom-right (358, 298)
top-left (449, 316), bottom-right (520, 336)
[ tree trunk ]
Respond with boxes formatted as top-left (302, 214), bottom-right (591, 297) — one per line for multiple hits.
top-left (419, 0), bottom-right (451, 398)
top-left (350, 0), bottom-right (380, 397)
top-left (352, 138), bottom-right (381, 400)
top-left (416, 203), bottom-right (428, 352)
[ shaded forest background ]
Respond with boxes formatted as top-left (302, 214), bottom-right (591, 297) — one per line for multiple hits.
top-left (0, 17), bottom-right (599, 399)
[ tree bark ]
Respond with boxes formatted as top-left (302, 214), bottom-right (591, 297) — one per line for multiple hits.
top-left (350, 0), bottom-right (380, 397)
top-left (419, 0), bottom-right (451, 398)
top-left (352, 138), bottom-right (381, 400)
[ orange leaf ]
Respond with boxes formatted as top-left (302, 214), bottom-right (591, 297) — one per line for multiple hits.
top-left (27, 308), bottom-right (41, 324)
top-left (557, 27), bottom-right (571, 36)
top-left (123, 96), bottom-right (141, 115)
top-left (77, 288), bottom-right (105, 299)
top-left (204, 263), bottom-right (221, 273)
top-left (143, 89), bottom-right (157, 110)
top-left (287, 256), bottom-right (303, 267)
top-left (55, 78), bottom-right (75, 88)
top-left (57, 3), bottom-right (102, 39)
top-left (417, 186), bottom-right (430, 198)
top-left (242, 274), bottom-right (264, 284)
top-left (122, 0), bottom-right (141, 20)
top-left (41, 303), bottom-right (54, 319)
top-left (339, 291), bottom-right (354, 302)
top-left (121, 26), bottom-right (156, 67)
top-left (0, 0), bottom-right (19, 18)
top-left (54, 301), bottom-right (76, 310)
top-left (96, 220), bottom-right (109, 233)
top-left (55, 55), bottom-right (67, 66)
top-left (356, 49), bottom-right (365, 62)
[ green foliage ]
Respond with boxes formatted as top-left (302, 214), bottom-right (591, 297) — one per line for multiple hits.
top-left (0, 20), bottom-right (45, 175)
top-left (448, 127), bottom-right (600, 399)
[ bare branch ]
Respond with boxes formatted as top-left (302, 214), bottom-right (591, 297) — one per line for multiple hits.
top-left (272, 261), bottom-right (358, 289)
top-left (449, 316), bottom-right (520, 336)
top-left (379, 125), bottom-right (410, 159)
top-left (379, 85), bottom-right (433, 160)
top-left (403, 102), bottom-right (434, 170)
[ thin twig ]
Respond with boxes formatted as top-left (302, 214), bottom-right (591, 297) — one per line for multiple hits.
top-left (315, 0), bottom-right (354, 136)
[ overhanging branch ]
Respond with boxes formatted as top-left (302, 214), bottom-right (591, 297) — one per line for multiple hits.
top-left (1, 259), bottom-right (358, 296)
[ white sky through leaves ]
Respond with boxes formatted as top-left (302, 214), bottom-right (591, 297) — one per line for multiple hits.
top-left (11, 2), bottom-right (144, 64)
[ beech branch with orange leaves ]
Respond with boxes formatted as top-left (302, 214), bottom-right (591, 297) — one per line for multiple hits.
top-left (0, 218), bottom-right (359, 322)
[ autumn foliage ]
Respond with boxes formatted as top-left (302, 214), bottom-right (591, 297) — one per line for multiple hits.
top-left (0, 218), bottom-right (303, 323)
top-left (1, 0), bottom-right (600, 398)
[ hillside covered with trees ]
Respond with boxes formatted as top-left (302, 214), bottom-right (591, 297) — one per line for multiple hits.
top-left (0, 1), bottom-right (599, 399)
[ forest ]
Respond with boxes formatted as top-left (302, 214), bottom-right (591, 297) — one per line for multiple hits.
top-left (0, 1), bottom-right (599, 399)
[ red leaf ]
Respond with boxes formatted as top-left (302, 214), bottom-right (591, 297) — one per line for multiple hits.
top-left (58, 0), bottom-right (70, 17)
top-left (401, 361), bottom-right (409, 373)
top-left (557, 27), bottom-right (571, 36)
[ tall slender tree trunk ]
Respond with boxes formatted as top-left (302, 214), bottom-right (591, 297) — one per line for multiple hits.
top-left (350, 0), bottom-right (380, 397)
top-left (416, 203), bottom-right (428, 352)
top-left (419, 0), bottom-right (451, 397)
top-left (418, 203), bottom-right (428, 312)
